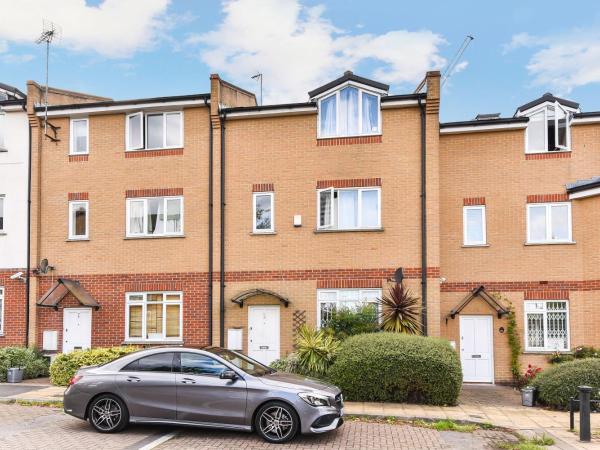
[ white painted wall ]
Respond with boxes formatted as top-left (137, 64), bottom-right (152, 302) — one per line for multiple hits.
top-left (0, 106), bottom-right (28, 269)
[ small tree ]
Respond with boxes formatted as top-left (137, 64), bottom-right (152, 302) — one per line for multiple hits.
top-left (377, 283), bottom-right (421, 334)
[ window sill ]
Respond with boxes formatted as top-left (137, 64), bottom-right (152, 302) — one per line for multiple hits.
top-left (524, 241), bottom-right (576, 246)
top-left (462, 243), bottom-right (489, 248)
top-left (250, 231), bottom-right (276, 235)
top-left (314, 227), bottom-right (384, 233)
top-left (124, 235), bottom-right (185, 240)
top-left (66, 238), bottom-right (90, 242)
top-left (318, 132), bottom-right (382, 140)
top-left (525, 150), bottom-right (571, 155)
top-left (123, 340), bottom-right (184, 345)
top-left (125, 147), bottom-right (183, 153)
top-left (69, 152), bottom-right (89, 156)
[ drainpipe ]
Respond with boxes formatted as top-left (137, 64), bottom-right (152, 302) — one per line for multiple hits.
top-left (418, 96), bottom-right (428, 336)
top-left (25, 113), bottom-right (32, 347)
top-left (219, 112), bottom-right (227, 347)
top-left (206, 97), bottom-right (213, 345)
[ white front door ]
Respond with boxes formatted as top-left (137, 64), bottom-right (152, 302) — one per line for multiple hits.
top-left (63, 308), bottom-right (92, 353)
top-left (460, 315), bottom-right (494, 383)
top-left (248, 306), bottom-right (280, 365)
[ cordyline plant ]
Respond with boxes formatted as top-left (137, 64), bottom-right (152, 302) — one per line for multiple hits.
top-left (295, 324), bottom-right (340, 376)
top-left (377, 283), bottom-right (421, 334)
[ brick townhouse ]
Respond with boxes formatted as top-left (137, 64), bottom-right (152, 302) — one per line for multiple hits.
top-left (2, 68), bottom-right (599, 384)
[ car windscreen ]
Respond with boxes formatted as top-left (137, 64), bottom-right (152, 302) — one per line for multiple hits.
top-left (206, 348), bottom-right (273, 376)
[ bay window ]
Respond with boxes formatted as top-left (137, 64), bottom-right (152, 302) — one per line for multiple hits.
top-left (463, 206), bottom-right (486, 246)
top-left (317, 289), bottom-right (381, 327)
top-left (525, 103), bottom-right (571, 153)
top-left (317, 187), bottom-right (380, 230)
top-left (318, 86), bottom-right (380, 138)
top-left (126, 111), bottom-right (183, 151)
top-left (527, 203), bottom-right (572, 244)
top-left (525, 301), bottom-right (569, 351)
top-left (126, 292), bottom-right (182, 341)
top-left (70, 118), bottom-right (89, 154)
top-left (127, 196), bottom-right (183, 237)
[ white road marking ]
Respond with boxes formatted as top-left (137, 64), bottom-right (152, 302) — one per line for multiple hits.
top-left (138, 430), bottom-right (178, 450)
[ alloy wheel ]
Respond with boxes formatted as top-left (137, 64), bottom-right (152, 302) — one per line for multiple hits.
top-left (90, 398), bottom-right (122, 431)
top-left (258, 406), bottom-right (294, 441)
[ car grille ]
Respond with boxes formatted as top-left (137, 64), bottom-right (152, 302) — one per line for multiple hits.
top-left (335, 393), bottom-right (344, 408)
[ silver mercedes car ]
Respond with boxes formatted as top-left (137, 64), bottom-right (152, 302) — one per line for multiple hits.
top-left (63, 347), bottom-right (344, 443)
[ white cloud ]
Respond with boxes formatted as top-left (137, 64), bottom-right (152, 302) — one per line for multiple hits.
top-left (506, 30), bottom-right (600, 95)
top-left (0, 0), bottom-right (171, 58)
top-left (1, 53), bottom-right (35, 64)
top-left (192, 0), bottom-right (448, 103)
top-left (0, 40), bottom-right (8, 53)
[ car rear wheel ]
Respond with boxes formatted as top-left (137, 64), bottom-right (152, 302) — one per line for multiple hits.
top-left (88, 394), bottom-right (128, 433)
top-left (255, 401), bottom-right (299, 444)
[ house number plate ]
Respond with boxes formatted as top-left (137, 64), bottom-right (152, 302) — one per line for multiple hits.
top-left (260, 345), bottom-right (269, 350)
top-left (471, 354), bottom-right (481, 358)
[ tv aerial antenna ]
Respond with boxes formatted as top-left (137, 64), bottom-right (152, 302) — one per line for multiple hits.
top-left (35, 20), bottom-right (61, 133)
top-left (251, 73), bottom-right (263, 106)
top-left (441, 35), bottom-right (474, 88)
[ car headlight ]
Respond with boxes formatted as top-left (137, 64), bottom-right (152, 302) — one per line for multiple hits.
top-left (298, 392), bottom-right (331, 407)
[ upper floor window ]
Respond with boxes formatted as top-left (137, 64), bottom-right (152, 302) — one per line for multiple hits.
top-left (525, 300), bottom-right (569, 351)
top-left (126, 111), bottom-right (183, 151)
top-left (253, 192), bottom-right (274, 233)
top-left (68, 200), bottom-right (89, 240)
top-left (525, 103), bottom-right (572, 153)
top-left (126, 196), bottom-right (183, 237)
top-left (318, 86), bottom-right (380, 138)
top-left (0, 113), bottom-right (5, 150)
top-left (317, 187), bottom-right (380, 230)
top-left (70, 118), bottom-right (89, 155)
top-left (463, 205), bottom-right (486, 246)
top-left (0, 195), bottom-right (4, 232)
top-left (527, 202), bottom-right (572, 244)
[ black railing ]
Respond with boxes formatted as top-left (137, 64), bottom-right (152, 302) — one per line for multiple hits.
top-left (568, 386), bottom-right (599, 442)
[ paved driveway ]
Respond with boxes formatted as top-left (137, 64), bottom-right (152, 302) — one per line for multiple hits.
top-left (0, 403), bottom-right (518, 450)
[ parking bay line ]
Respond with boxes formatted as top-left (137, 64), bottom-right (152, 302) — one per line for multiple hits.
top-left (137, 430), bottom-right (178, 450)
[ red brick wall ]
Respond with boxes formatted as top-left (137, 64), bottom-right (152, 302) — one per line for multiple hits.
top-left (35, 272), bottom-right (210, 351)
top-left (0, 270), bottom-right (27, 347)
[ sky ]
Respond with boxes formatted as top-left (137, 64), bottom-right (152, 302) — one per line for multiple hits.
top-left (1, 0), bottom-right (600, 121)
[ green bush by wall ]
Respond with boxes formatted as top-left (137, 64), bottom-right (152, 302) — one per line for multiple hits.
top-left (50, 346), bottom-right (138, 386)
top-left (0, 347), bottom-right (49, 382)
top-left (328, 332), bottom-right (462, 406)
top-left (532, 358), bottom-right (600, 409)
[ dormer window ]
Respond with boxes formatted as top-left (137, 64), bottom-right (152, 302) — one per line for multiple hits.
top-left (318, 86), bottom-right (380, 138)
top-left (517, 93), bottom-right (579, 154)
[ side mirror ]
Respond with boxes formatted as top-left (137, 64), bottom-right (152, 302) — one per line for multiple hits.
top-left (220, 370), bottom-right (238, 380)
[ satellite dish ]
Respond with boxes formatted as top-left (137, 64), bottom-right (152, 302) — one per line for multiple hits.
top-left (394, 267), bottom-right (404, 283)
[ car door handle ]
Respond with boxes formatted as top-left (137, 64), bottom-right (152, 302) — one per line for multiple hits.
top-left (126, 376), bottom-right (141, 383)
top-left (181, 377), bottom-right (196, 385)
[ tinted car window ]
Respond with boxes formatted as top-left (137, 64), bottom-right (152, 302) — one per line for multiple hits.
top-left (123, 352), bottom-right (174, 372)
top-left (180, 353), bottom-right (227, 376)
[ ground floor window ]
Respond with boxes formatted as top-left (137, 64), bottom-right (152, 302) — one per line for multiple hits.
top-left (317, 288), bottom-right (381, 327)
top-left (0, 286), bottom-right (3, 334)
top-left (125, 292), bottom-right (182, 341)
top-left (524, 300), bottom-right (569, 351)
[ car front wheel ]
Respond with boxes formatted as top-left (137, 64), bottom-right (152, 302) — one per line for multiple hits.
top-left (255, 401), bottom-right (299, 444)
top-left (88, 394), bottom-right (129, 433)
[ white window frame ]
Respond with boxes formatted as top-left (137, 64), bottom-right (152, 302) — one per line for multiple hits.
top-left (126, 111), bottom-right (183, 151)
top-left (317, 84), bottom-right (382, 139)
top-left (69, 118), bottom-right (89, 155)
top-left (252, 192), bottom-right (274, 233)
top-left (463, 205), bottom-right (487, 246)
top-left (524, 102), bottom-right (572, 154)
top-left (0, 112), bottom-right (5, 150)
top-left (317, 288), bottom-right (382, 328)
top-left (526, 202), bottom-right (572, 244)
top-left (0, 194), bottom-right (4, 233)
top-left (68, 200), bottom-right (89, 240)
top-left (126, 196), bottom-right (184, 238)
top-left (524, 300), bottom-right (570, 352)
top-left (316, 187), bottom-right (381, 230)
top-left (125, 291), bottom-right (183, 342)
top-left (0, 286), bottom-right (4, 335)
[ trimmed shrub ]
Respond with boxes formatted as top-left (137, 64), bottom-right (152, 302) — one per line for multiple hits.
top-left (0, 347), bottom-right (49, 382)
top-left (322, 304), bottom-right (379, 340)
top-left (328, 333), bottom-right (462, 405)
top-left (50, 346), bottom-right (138, 386)
top-left (572, 345), bottom-right (600, 360)
top-left (532, 358), bottom-right (600, 409)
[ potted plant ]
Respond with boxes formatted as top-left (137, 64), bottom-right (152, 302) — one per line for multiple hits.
top-left (520, 364), bottom-right (542, 406)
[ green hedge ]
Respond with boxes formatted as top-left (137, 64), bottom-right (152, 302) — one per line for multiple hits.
top-left (328, 333), bottom-right (462, 405)
top-left (532, 358), bottom-right (600, 409)
top-left (0, 347), bottom-right (49, 382)
top-left (50, 346), bottom-right (138, 386)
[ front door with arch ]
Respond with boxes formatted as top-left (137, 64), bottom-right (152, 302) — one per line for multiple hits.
top-left (248, 305), bottom-right (280, 365)
top-left (460, 315), bottom-right (494, 383)
top-left (63, 308), bottom-right (92, 353)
